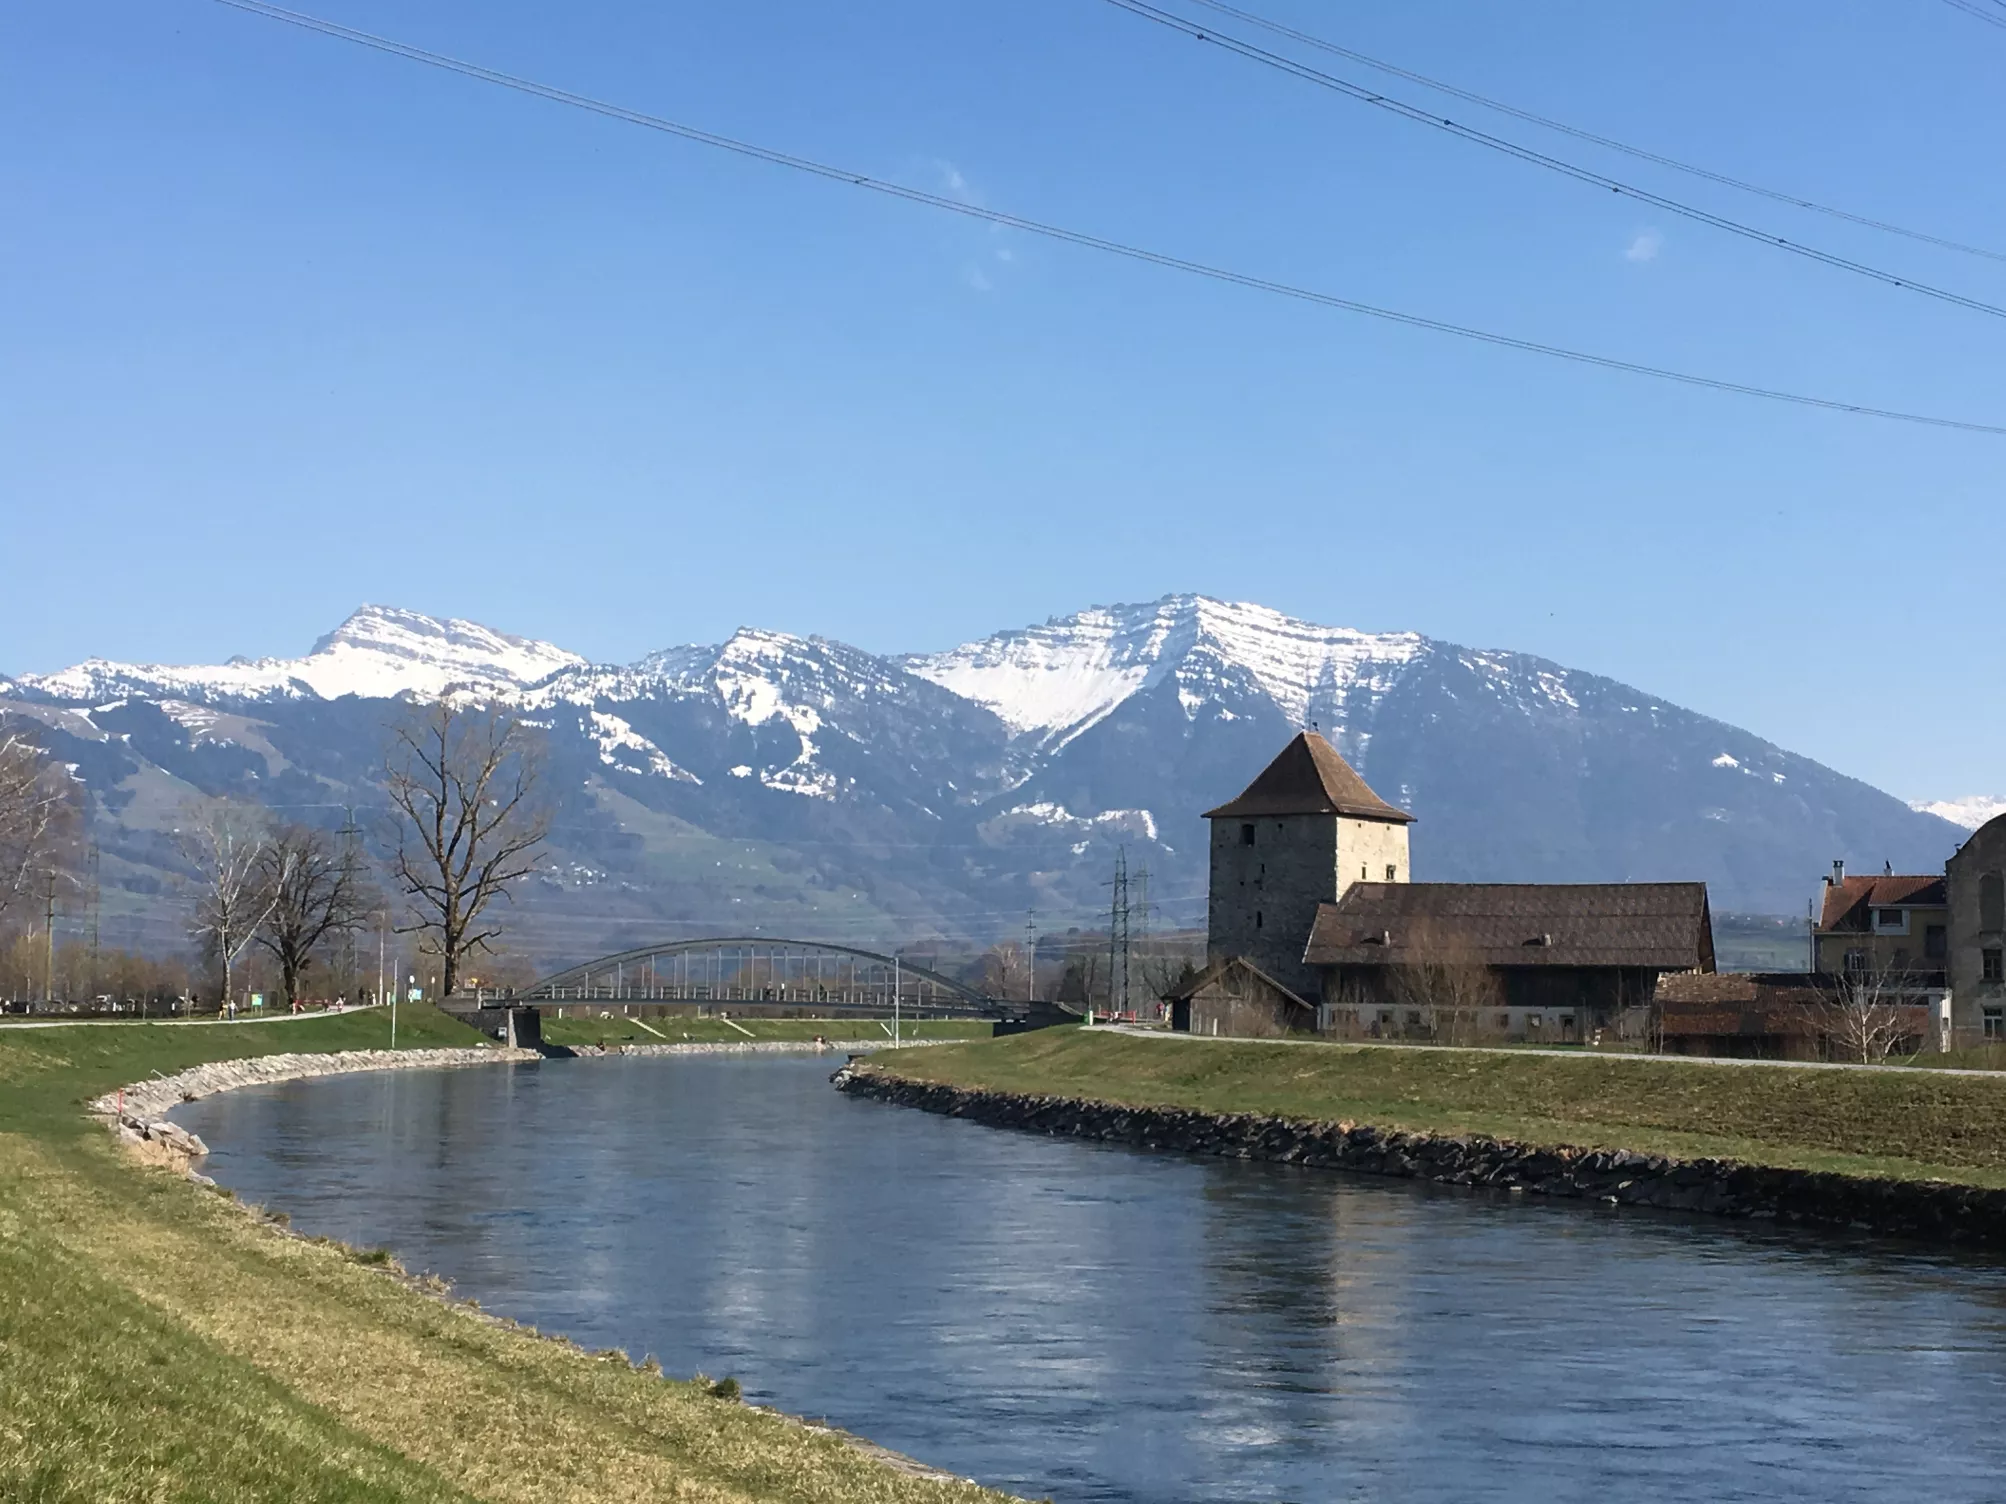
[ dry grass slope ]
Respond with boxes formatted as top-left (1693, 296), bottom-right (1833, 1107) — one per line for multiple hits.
top-left (0, 1013), bottom-right (1023, 1504)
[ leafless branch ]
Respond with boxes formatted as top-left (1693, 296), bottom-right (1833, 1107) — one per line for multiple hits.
top-left (181, 799), bottom-right (287, 1009)
top-left (0, 727), bottom-right (77, 925)
top-left (251, 823), bottom-right (375, 1007)
top-left (383, 700), bottom-right (551, 997)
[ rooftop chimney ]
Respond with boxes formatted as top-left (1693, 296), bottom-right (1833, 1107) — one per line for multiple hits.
top-left (1831, 860), bottom-right (1845, 887)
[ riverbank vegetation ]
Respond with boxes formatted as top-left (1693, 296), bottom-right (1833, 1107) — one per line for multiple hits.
top-left (0, 1012), bottom-right (1018, 1502)
top-left (865, 1027), bottom-right (2006, 1188)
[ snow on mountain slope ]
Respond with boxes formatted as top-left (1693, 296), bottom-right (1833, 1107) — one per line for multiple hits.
top-left (1912, 796), bottom-right (2006, 831)
top-left (19, 606), bottom-right (584, 704)
top-left (905, 595), bottom-right (1426, 743)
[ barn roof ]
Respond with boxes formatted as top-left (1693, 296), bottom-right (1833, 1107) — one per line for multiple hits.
top-left (1203, 731), bottom-right (1413, 823)
top-left (1818, 874), bottom-right (1947, 933)
top-left (1304, 882), bottom-right (1713, 971)
top-left (1163, 955), bottom-right (1315, 1012)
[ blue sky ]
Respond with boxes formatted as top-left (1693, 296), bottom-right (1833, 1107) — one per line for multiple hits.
top-left (4, 0), bottom-right (2002, 801)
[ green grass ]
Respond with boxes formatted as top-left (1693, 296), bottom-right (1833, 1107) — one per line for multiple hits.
top-left (537, 1014), bottom-right (994, 1049)
top-left (0, 1011), bottom-right (1020, 1503)
top-left (866, 1027), bottom-right (2006, 1189)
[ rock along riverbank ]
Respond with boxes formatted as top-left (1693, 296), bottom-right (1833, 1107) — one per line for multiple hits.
top-left (833, 1064), bottom-right (2006, 1247)
top-left (92, 1039), bottom-right (931, 1170)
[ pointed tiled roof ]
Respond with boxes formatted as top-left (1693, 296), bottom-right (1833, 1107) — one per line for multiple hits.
top-left (1203, 730), bottom-right (1413, 823)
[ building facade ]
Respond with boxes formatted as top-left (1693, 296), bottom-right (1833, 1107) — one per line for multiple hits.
top-left (1947, 814), bottom-right (2006, 1045)
top-left (1203, 731), bottom-right (1413, 1000)
top-left (1813, 864), bottom-right (1950, 982)
top-left (1305, 881), bottom-right (1714, 1043)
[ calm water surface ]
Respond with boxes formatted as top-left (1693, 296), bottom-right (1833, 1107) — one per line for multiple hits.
top-left (179, 1055), bottom-right (2006, 1503)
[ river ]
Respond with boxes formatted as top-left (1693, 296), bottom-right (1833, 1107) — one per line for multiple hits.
top-left (176, 1053), bottom-right (2006, 1504)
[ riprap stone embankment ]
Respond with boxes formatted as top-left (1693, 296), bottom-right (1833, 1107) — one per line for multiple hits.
top-left (93, 1046), bottom-right (539, 1169)
top-left (833, 1066), bottom-right (2006, 1246)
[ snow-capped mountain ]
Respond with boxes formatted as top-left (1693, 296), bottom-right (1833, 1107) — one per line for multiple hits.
top-left (10, 605), bottom-right (583, 705)
top-left (905, 596), bottom-right (1424, 747)
top-left (1911, 796), bottom-right (2006, 832)
top-left (1, 595), bottom-right (1968, 963)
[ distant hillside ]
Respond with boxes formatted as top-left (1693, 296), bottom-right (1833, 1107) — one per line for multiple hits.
top-left (0, 595), bottom-right (1962, 969)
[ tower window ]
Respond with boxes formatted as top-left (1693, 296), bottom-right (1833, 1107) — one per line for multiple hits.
top-left (1360, 865), bottom-right (1367, 880)
top-left (1255, 911), bottom-right (1263, 930)
top-left (1241, 823), bottom-right (1256, 847)
top-left (1385, 864), bottom-right (1397, 881)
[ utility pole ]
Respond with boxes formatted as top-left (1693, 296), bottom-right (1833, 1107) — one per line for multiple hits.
top-left (892, 951), bottom-right (902, 1047)
top-left (1105, 848), bottom-right (1131, 1019)
top-left (43, 867), bottom-right (57, 1004)
top-left (378, 913), bottom-right (388, 1019)
top-left (1024, 911), bottom-right (1037, 1002)
top-left (87, 844), bottom-right (101, 1002)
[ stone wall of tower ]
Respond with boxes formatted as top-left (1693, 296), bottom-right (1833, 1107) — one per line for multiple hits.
top-left (1207, 814), bottom-right (1336, 999)
top-left (1207, 813), bottom-right (1412, 1000)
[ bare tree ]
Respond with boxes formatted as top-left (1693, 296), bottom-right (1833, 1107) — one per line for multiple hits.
top-left (384, 700), bottom-right (550, 999)
top-left (182, 800), bottom-right (286, 1011)
top-left (1391, 950), bottom-right (1503, 1044)
top-left (976, 941), bottom-right (1034, 999)
top-left (1797, 964), bottom-right (1922, 1064)
top-left (251, 823), bottom-right (373, 1008)
top-left (0, 726), bottom-right (76, 928)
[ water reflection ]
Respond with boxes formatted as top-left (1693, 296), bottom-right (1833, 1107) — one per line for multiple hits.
top-left (181, 1055), bottom-right (2006, 1503)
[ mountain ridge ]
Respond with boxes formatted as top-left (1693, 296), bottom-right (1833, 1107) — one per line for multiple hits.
top-left (0, 595), bottom-right (1970, 962)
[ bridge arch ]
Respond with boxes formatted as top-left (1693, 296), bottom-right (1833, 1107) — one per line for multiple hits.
top-left (515, 936), bottom-right (1003, 1014)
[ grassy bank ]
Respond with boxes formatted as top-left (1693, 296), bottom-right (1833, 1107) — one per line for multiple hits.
top-left (0, 1011), bottom-right (1017, 1503)
top-left (538, 1014), bottom-right (993, 1049)
top-left (866, 1028), bottom-right (2006, 1188)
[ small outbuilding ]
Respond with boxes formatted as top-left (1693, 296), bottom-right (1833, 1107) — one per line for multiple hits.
top-left (1167, 956), bottom-right (1317, 1039)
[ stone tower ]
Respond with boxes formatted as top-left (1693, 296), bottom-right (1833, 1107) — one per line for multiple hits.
top-left (1203, 730), bottom-right (1413, 999)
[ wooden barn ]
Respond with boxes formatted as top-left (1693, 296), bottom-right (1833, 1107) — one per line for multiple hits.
top-left (1167, 956), bottom-right (1317, 1038)
top-left (1304, 882), bottom-right (1715, 1042)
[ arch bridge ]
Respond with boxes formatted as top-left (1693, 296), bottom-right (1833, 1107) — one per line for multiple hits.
top-left (501, 937), bottom-right (1022, 1020)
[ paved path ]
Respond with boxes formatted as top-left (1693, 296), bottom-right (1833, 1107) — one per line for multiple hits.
top-left (1092, 1023), bottom-right (2006, 1081)
top-left (0, 1004), bottom-right (386, 1032)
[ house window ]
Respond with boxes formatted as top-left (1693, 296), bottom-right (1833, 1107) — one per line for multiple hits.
top-left (1385, 864), bottom-right (1397, 881)
top-left (1983, 872), bottom-right (2005, 933)
top-left (1527, 1013), bottom-right (1543, 1031)
top-left (1986, 1007), bottom-right (2005, 1040)
top-left (1241, 823), bottom-right (1256, 847)
top-left (1844, 949), bottom-right (1869, 974)
top-left (1255, 911), bottom-right (1263, 931)
top-left (1926, 925), bottom-right (1948, 961)
top-left (1497, 1012), bottom-right (1511, 1030)
top-left (1874, 908), bottom-right (1906, 933)
top-left (1985, 949), bottom-right (2004, 983)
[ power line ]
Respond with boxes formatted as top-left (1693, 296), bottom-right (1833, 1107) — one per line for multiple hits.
top-left (1181, 0), bottom-right (2006, 265)
top-left (1941, 0), bottom-right (2006, 31)
top-left (198, 0), bottom-right (2006, 436)
top-left (1102, 0), bottom-right (2006, 321)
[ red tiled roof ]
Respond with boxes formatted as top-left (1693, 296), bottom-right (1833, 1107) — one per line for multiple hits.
top-left (1818, 874), bottom-right (1947, 933)
top-left (1304, 882), bottom-right (1713, 970)
top-left (1203, 731), bottom-right (1412, 823)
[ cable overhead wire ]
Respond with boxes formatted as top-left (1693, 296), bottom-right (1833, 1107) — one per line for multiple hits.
top-left (203, 0), bottom-right (2006, 436)
top-left (1181, 0), bottom-right (2006, 264)
top-left (1941, 0), bottom-right (2006, 31)
top-left (1101, 0), bottom-right (2006, 322)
